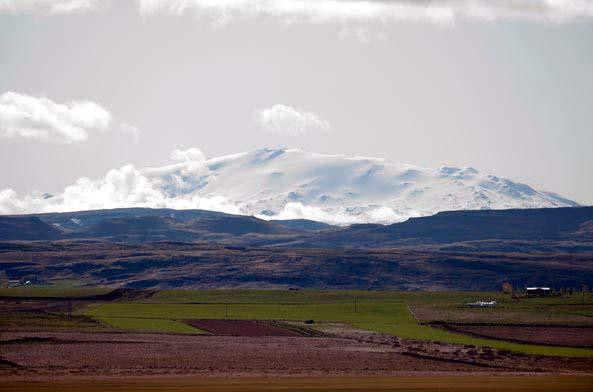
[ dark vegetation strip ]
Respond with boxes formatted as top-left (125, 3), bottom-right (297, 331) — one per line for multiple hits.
top-left (0, 359), bottom-right (21, 369)
top-left (401, 352), bottom-right (513, 370)
top-left (430, 322), bottom-right (593, 328)
top-left (0, 337), bottom-right (144, 346)
top-left (0, 288), bottom-right (156, 302)
top-left (185, 320), bottom-right (307, 337)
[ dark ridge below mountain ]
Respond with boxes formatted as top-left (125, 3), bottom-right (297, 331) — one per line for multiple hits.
top-left (1, 241), bottom-right (592, 291)
top-left (1, 207), bottom-right (329, 244)
top-left (307, 206), bottom-right (593, 247)
top-left (0, 216), bottom-right (61, 241)
top-left (0, 207), bottom-right (592, 290)
top-left (0, 206), bottom-right (591, 247)
top-left (16, 207), bottom-right (237, 231)
top-left (271, 219), bottom-right (333, 231)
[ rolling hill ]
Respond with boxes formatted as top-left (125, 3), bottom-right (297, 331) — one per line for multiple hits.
top-left (0, 206), bottom-right (591, 247)
top-left (1, 206), bottom-right (591, 290)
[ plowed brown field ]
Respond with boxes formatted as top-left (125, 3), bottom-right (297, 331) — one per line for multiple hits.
top-left (2, 329), bottom-right (593, 380)
top-left (443, 325), bottom-right (593, 347)
top-left (186, 320), bottom-right (303, 336)
top-left (2, 376), bottom-right (593, 392)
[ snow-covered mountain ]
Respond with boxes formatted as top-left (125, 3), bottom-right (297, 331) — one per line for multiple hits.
top-left (0, 147), bottom-right (579, 225)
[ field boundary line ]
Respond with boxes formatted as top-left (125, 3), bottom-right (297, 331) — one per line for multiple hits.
top-left (406, 304), bottom-right (420, 324)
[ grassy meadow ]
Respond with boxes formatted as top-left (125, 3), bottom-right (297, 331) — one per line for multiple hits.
top-left (0, 282), bottom-right (110, 298)
top-left (147, 289), bottom-right (511, 304)
top-left (83, 290), bottom-right (593, 357)
top-left (4, 285), bottom-right (591, 356)
top-left (95, 316), bottom-right (205, 333)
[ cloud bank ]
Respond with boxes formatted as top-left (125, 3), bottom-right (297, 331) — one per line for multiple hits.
top-left (0, 147), bottom-right (399, 225)
top-left (3, 1), bottom-right (593, 23)
top-left (0, 0), bottom-right (107, 14)
top-left (256, 104), bottom-right (332, 136)
top-left (0, 92), bottom-right (135, 144)
top-left (137, 0), bottom-right (593, 24)
top-left (0, 147), bottom-right (240, 215)
top-left (258, 202), bottom-right (407, 226)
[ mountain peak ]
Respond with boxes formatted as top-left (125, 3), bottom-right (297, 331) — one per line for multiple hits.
top-left (0, 147), bottom-right (578, 224)
top-left (183, 147), bottom-right (579, 224)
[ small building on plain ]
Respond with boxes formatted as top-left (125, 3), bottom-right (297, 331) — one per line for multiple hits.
top-left (7, 279), bottom-right (22, 287)
top-left (467, 300), bottom-right (498, 308)
top-left (525, 287), bottom-right (551, 296)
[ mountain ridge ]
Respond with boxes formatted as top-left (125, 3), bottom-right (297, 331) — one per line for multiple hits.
top-left (0, 147), bottom-right (579, 225)
top-left (1, 206), bottom-right (591, 248)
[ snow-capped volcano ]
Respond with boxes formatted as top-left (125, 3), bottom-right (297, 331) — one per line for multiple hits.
top-left (0, 147), bottom-right (579, 225)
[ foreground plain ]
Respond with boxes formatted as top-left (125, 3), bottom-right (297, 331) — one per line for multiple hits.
top-left (2, 376), bottom-right (593, 392)
top-left (2, 287), bottom-right (593, 387)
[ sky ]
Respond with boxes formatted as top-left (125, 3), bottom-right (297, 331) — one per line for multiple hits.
top-left (1, 0), bottom-right (593, 208)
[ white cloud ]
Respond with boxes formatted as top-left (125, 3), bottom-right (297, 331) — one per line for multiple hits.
top-left (0, 149), bottom-right (241, 215)
top-left (136, 0), bottom-right (593, 24)
top-left (119, 123), bottom-right (141, 141)
top-left (259, 202), bottom-right (359, 225)
top-left (2, 1), bottom-right (593, 22)
top-left (0, 92), bottom-right (136, 144)
top-left (258, 202), bottom-right (408, 226)
top-left (338, 26), bottom-right (387, 44)
top-left (0, 0), bottom-right (107, 14)
top-left (170, 147), bottom-right (206, 163)
top-left (256, 104), bottom-right (332, 136)
top-left (366, 206), bottom-right (406, 224)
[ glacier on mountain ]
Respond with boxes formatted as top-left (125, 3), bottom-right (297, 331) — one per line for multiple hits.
top-left (0, 147), bottom-right (579, 225)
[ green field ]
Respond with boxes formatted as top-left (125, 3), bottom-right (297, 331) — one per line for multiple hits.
top-left (84, 299), bottom-right (593, 357)
top-left (96, 316), bottom-right (205, 333)
top-left (148, 289), bottom-right (512, 305)
top-left (0, 283), bottom-right (111, 298)
top-left (148, 289), bottom-right (593, 325)
top-left (1, 311), bottom-right (103, 330)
